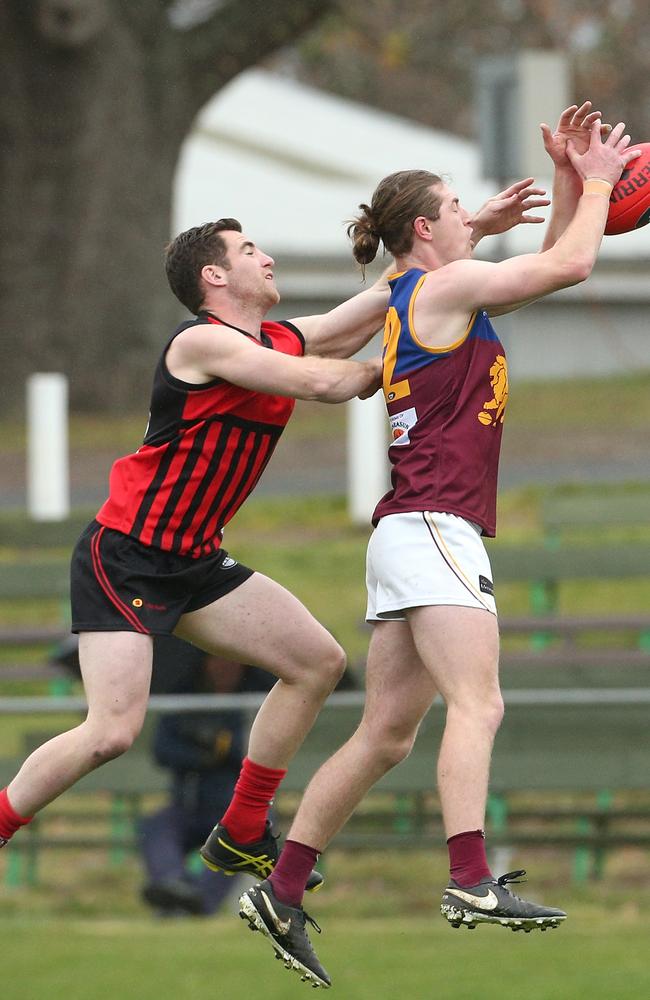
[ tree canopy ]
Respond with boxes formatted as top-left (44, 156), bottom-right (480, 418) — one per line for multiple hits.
top-left (1, 0), bottom-right (333, 412)
top-left (4, 0), bottom-right (647, 413)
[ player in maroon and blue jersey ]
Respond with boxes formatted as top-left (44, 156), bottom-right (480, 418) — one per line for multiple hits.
top-left (240, 106), bottom-right (642, 986)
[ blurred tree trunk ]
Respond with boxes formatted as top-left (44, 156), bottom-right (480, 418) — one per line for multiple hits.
top-left (0, 0), bottom-right (333, 412)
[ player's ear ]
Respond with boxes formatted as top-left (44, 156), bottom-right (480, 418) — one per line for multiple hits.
top-left (201, 264), bottom-right (227, 288)
top-left (413, 216), bottom-right (433, 241)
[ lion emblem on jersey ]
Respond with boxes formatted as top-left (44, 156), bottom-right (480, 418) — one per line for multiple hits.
top-left (477, 354), bottom-right (509, 426)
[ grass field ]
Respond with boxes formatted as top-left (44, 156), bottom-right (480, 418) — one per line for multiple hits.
top-left (2, 378), bottom-right (650, 996)
top-left (4, 907), bottom-right (649, 1000)
top-left (3, 846), bottom-right (650, 998)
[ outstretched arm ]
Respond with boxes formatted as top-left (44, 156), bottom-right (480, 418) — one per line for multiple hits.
top-left (540, 101), bottom-right (610, 251)
top-left (166, 322), bottom-right (383, 404)
top-left (489, 102), bottom-right (611, 316)
top-left (418, 123), bottom-right (640, 334)
top-left (291, 264), bottom-right (393, 359)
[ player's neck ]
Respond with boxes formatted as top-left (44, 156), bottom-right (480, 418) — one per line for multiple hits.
top-left (396, 246), bottom-right (441, 274)
top-left (203, 298), bottom-right (266, 339)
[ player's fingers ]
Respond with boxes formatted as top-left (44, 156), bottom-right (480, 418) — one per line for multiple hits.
top-left (505, 177), bottom-right (535, 195)
top-left (581, 111), bottom-right (602, 128)
top-left (540, 123), bottom-right (555, 149)
top-left (522, 197), bottom-right (551, 209)
top-left (565, 138), bottom-right (580, 167)
top-left (622, 147), bottom-right (643, 166)
top-left (520, 215), bottom-right (546, 224)
top-left (605, 122), bottom-right (626, 145)
top-left (558, 105), bottom-right (578, 127)
top-left (572, 101), bottom-right (592, 125)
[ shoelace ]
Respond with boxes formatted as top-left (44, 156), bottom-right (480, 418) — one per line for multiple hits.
top-left (302, 910), bottom-right (322, 935)
top-left (497, 869), bottom-right (527, 888)
top-left (496, 869), bottom-right (528, 901)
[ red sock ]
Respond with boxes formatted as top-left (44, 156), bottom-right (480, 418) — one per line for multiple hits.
top-left (269, 840), bottom-right (320, 907)
top-left (447, 829), bottom-right (492, 886)
top-left (220, 757), bottom-right (287, 843)
top-left (0, 788), bottom-right (33, 842)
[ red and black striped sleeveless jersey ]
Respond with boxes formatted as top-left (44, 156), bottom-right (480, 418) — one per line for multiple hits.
top-left (96, 312), bottom-right (304, 557)
top-left (373, 269), bottom-right (508, 536)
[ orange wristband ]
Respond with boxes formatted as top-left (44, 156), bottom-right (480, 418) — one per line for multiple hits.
top-left (583, 178), bottom-right (614, 198)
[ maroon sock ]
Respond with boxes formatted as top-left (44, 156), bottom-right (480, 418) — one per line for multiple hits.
top-left (268, 839), bottom-right (320, 907)
top-left (0, 788), bottom-right (33, 841)
top-left (220, 757), bottom-right (287, 843)
top-left (447, 829), bottom-right (492, 886)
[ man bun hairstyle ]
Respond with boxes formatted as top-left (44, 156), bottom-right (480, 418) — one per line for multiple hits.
top-left (347, 204), bottom-right (381, 266)
top-left (348, 170), bottom-right (443, 266)
top-left (164, 218), bottom-right (242, 314)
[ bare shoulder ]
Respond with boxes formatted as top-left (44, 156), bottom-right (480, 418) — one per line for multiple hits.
top-left (168, 321), bottom-right (242, 362)
top-left (418, 259), bottom-right (485, 296)
top-left (166, 322), bottom-right (253, 383)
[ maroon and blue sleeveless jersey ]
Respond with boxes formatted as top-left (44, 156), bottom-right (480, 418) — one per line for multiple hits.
top-left (373, 269), bottom-right (508, 536)
top-left (96, 312), bottom-right (304, 557)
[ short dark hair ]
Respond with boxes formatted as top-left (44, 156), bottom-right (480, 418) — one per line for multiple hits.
top-left (164, 218), bottom-right (242, 314)
top-left (347, 170), bottom-right (443, 266)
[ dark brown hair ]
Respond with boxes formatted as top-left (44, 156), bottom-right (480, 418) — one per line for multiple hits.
top-left (347, 170), bottom-right (443, 266)
top-left (164, 218), bottom-right (242, 314)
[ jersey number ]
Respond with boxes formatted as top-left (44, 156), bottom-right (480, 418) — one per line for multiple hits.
top-left (382, 307), bottom-right (411, 403)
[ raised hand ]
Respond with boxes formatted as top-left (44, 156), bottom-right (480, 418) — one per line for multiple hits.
top-left (470, 178), bottom-right (551, 242)
top-left (567, 120), bottom-right (642, 186)
top-left (541, 101), bottom-right (611, 168)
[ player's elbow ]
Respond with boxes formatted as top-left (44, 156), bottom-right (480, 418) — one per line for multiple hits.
top-left (567, 254), bottom-right (595, 284)
top-left (552, 255), bottom-right (594, 290)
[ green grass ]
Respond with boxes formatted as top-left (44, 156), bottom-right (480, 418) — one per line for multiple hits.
top-left (506, 372), bottom-right (650, 430)
top-left (3, 907), bottom-right (649, 1000)
top-left (2, 839), bottom-right (650, 994)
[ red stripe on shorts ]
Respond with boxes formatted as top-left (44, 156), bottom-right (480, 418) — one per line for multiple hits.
top-left (90, 528), bottom-right (149, 633)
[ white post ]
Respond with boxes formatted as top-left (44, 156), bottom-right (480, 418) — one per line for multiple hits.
top-left (347, 393), bottom-right (390, 525)
top-left (26, 373), bottom-right (70, 521)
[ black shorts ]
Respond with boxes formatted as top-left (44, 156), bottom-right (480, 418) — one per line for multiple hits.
top-left (70, 520), bottom-right (254, 635)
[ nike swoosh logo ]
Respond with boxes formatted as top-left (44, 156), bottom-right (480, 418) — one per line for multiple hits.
top-left (446, 887), bottom-right (500, 911)
top-left (261, 890), bottom-right (292, 934)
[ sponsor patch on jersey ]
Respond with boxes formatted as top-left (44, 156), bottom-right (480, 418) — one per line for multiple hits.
top-left (479, 575), bottom-right (494, 596)
top-left (220, 556), bottom-right (238, 569)
top-left (389, 406), bottom-right (418, 447)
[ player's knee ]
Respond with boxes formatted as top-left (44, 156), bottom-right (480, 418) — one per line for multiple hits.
top-left (381, 733), bottom-right (416, 769)
top-left (322, 641), bottom-right (347, 690)
top-left (90, 725), bottom-right (139, 764)
top-left (301, 638), bottom-right (346, 693)
top-left (485, 691), bottom-right (505, 734)
top-left (280, 636), bottom-right (346, 694)
top-left (454, 690), bottom-right (504, 735)
top-left (365, 721), bottom-right (416, 770)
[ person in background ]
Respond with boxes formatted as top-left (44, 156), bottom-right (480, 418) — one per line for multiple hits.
top-left (139, 638), bottom-right (273, 918)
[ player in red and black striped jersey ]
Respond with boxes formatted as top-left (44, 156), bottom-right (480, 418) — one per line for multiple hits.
top-left (0, 217), bottom-right (390, 870)
top-left (96, 313), bottom-right (308, 558)
top-left (249, 106), bottom-right (642, 978)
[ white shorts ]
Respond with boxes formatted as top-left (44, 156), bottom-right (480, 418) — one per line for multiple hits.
top-left (365, 511), bottom-right (497, 621)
